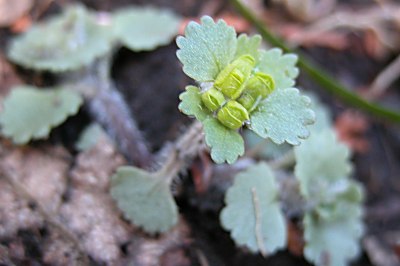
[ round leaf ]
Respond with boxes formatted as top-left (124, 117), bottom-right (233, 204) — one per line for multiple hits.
top-left (110, 166), bottom-right (178, 234)
top-left (294, 129), bottom-right (352, 199)
top-left (220, 163), bottom-right (287, 254)
top-left (176, 16), bottom-right (237, 82)
top-left (257, 48), bottom-right (299, 89)
top-left (8, 5), bottom-right (113, 72)
top-left (250, 88), bottom-right (315, 145)
top-left (113, 7), bottom-right (180, 51)
top-left (0, 86), bottom-right (83, 144)
top-left (303, 212), bottom-right (364, 266)
top-left (203, 117), bottom-right (244, 164)
top-left (178, 85), bottom-right (211, 122)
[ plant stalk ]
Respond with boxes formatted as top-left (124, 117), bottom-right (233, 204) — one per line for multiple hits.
top-left (62, 55), bottom-right (153, 168)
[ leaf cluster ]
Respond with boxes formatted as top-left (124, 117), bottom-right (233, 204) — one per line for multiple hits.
top-left (220, 97), bottom-right (364, 266)
top-left (177, 16), bottom-right (315, 164)
top-left (8, 4), bottom-right (181, 72)
top-left (1, 4), bottom-right (181, 144)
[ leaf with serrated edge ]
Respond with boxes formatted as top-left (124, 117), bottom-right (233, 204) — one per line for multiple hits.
top-left (113, 7), bottom-right (180, 51)
top-left (250, 88), bottom-right (315, 145)
top-left (257, 48), bottom-right (299, 89)
top-left (8, 5), bottom-right (113, 72)
top-left (220, 163), bottom-right (287, 254)
top-left (234, 34), bottom-right (261, 60)
top-left (110, 166), bottom-right (178, 234)
top-left (294, 129), bottom-right (352, 199)
top-left (0, 86), bottom-right (83, 144)
top-left (176, 16), bottom-right (237, 82)
top-left (305, 92), bottom-right (332, 132)
top-left (203, 118), bottom-right (244, 164)
top-left (303, 212), bottom-right (364, 266)
top-left (178, 86), bottom-right (211, 121)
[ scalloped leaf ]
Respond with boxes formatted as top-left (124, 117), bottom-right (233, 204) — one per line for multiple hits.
top-left (294, 129), bottom-right (352, 199)
top-left (234, 34), bottom-right (262, 60)
top-left (110, 166), bottom-right (178, 234)
top-left (257, 48), bottom-right (299, 89)
top-left (305, 92), bottom-right (332, 132)
top-left (176, 16), bottom-right (237, 81)
top-left (8, 5), bottom-right (113, 72)
top-left (178, 85), bottom-right (211, 121)
top-left (303, 211), bottom-right (364, 266)
top-left (113, 7), bottom-right (180, 51)
top-left (220, 163), bottom-right (287, 254)
top-left (0, 86), bottom-right (83, 144)
top-left (250, 88), bottom-right (315, 145)
top-left (203, 117), bottom-right (244, 164)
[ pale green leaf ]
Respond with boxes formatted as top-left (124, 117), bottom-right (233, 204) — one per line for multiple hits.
top-left (113, 7), bottom-right (180, 51)
top-left (203, 118), bottom-right (244, 164)
top-left (294, 129), bottom-right (352, 199)
top-left (8, 5), bottom-right (113, 72)
top-left (110, 166), bottom-right (178, 234)
top-left (244, 130), bottom-right (291, 160)
top-left (220, 163), bottom-right (287, 254)
top-left (75, 123), bottom-right (108, 151)
top-left (314, 180), bottom-right (364, 221)
top-left (250, 88), bottom-right (315, 145)
top-left (176, 16), bottom-right (237, 81)
top-left (178, 85), bottom-right (211, 121)
top-left (257, 48), bottom-right (299, 89)
top-left (0, 86), bottom-right (83, 144)
top-left (304, 212), bottom-right (364, 266)
top-left (234, 34), bottom-right (262, 60)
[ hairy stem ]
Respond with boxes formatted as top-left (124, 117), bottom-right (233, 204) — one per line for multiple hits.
top-left (62, 56), bottom-right (153, 168)
top-left (157, 121), bottom-right (204, 184)
top-left (230, 0), bottom-right (400, 123)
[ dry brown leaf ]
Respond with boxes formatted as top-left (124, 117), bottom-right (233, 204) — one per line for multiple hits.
top-left (179, 14), bottom-right (249, 36)
top-left (0, 0), bottom-right (32, 27)
top-left (287, 221), bottom-right (304, 257)
top-left (335, 110), bottom-right (370, 153)
top-left (0, 53), bottom-right (23, 101)
top-left (272, 0), bottom-right (336, 22)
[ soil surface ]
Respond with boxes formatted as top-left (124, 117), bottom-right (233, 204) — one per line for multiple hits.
top-left (1, 0), bottom-right (400, 265)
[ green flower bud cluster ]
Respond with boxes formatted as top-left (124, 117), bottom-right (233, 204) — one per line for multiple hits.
top-left (200, 55), bottom-right (275, 129)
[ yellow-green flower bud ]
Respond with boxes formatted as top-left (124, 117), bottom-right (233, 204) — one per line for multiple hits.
top-left (217, 100), bottom-right (249, 129)
top-left (201, 87), bottom-right (226, 112)
top-left (237, 72), bottom-right (275, 112)
top-left (214, 55), bottom-right (255, 100)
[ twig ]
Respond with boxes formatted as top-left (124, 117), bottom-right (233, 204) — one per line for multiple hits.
top-left (369, 54), bottom-right (400, 97)
top-left (0, 163), bottom-right (89, 266)
top-left (251, 187), bottom-right (267, 257)
top-left (230, 0), bottom-right (400, 123)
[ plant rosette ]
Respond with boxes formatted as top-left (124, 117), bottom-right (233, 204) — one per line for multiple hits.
top-left (177, 16), bottom-right (315, 164)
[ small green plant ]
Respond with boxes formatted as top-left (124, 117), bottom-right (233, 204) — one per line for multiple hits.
top-left (1, 4), bottom-right (180, 163)
top-left (177, 16), bottom-right (315, 163)
top-left (110, 16), bottom-right (364, 266)
top-left (2, 7), bottom-right (365, 265)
